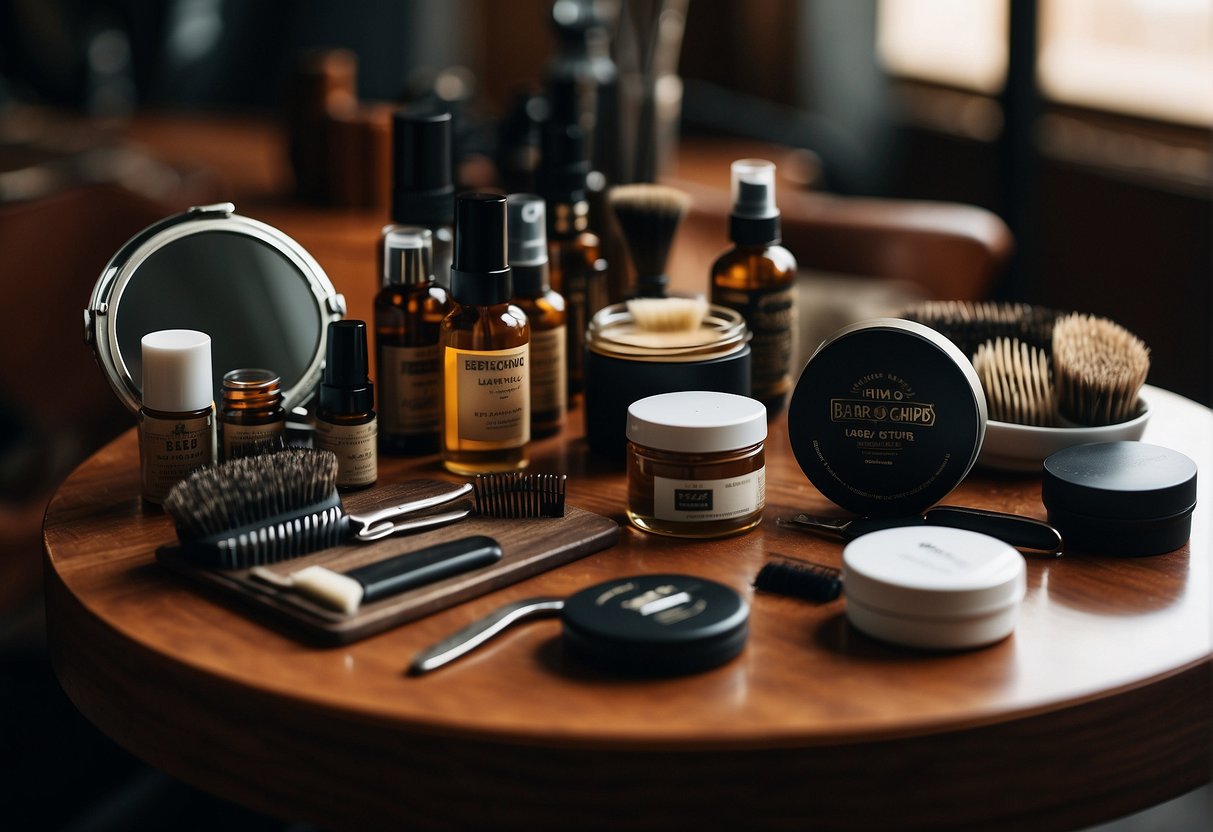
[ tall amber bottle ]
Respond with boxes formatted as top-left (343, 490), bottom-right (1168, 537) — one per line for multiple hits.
top-left (441, 193), bottom-right (531, 475)
top-left (508, 194), bottom-right (567, 438)
top-left (710, 159), bottom-right (799, 412)
top-left (540, 121), bottom-right (608, 398)
top-left (375, 227), bottom-right (449, 454)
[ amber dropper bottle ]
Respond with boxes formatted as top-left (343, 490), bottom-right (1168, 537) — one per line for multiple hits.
top-left (539, 120), bottom-right (608, 399)
top-left (313, 320), bottom-right (378, 490)
top-left (386, 111), bottom-right (454, 289)
top-left (220, 368), bottom-right (285, 460)
top-left (710, 159), bottom-right (799, 412)
top-left (375, 227), bottom-right (449, 454)
top-left (508, 193), bottom-right (567, 438)
top-left (441, 193), bottom-right (531, 475)
top-left (139, 329), bottom-right (217, 504)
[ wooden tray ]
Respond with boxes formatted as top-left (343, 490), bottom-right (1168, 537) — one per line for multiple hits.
top-left (157, 480), bottom-right (619, 645)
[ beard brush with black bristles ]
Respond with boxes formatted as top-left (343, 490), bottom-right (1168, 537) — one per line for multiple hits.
top-left (163, 449), bottom-right (473, 569)
top-left (901, 300), bottom-right (1062, 360)
top-left (608, 183), bottom-right (691, 298)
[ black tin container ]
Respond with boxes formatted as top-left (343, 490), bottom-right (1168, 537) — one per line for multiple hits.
top-left (787, 318), bottom-right (987, 517)
top-left (1042, 441), bottom-right (1198, 556)
top-left (584, 303), bottom-right (751, 459)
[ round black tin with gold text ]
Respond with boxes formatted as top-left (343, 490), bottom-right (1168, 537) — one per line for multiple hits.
top-left (787, 318), bottom-right (987, 517)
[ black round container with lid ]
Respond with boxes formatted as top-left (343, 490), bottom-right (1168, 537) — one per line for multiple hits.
top-left (1042, 441), bottom-right (1197, 556)
top-left (787, 318), bottom-right (987, 517)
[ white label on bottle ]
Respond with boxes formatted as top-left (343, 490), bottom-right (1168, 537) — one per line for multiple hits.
top-left (446, 345), bottom-right (530, 444)
top-left (140, 412), bottom-right (216, 503)
top-left (654, 467), bottom-right (766, 522)
top-left (313, 419), bottom-right (378, 488)
top-left (379, 343), bottom-right (441, 434)
top-left (529, 325), bottom-right (567, 416)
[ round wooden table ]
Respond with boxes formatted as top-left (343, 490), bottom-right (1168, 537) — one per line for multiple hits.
top-left (44, 385), bottom-right (1210, 831)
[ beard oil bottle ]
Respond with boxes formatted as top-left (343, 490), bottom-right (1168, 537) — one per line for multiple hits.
top-left (540, 120), bottom-right (608, 400)
top-left (375, 226), bottom-right (449, 454)
top-left (387, 110), bottom-right (454, 289)
top-left (314, 320), bottom-right (378, 490)
top-left (507, 194), bottom-right (567, 438)
top-left (139, 329), bottom-right (217, 504)
top-left (710, 159), bottom-right (799, 412)
top-left (441, 193), bottom-right (531, 475)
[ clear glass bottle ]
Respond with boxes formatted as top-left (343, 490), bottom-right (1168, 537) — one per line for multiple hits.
top-left (541, 120), bottom-right (608, 399)
top-left (314, 320), bottom-right (377, 490)
top-left (710, 159), bottom-right (799, 412)
top-left (508, 194), bottom-right (567, 438)
top-left (441, 193), bottom-right (531, 475)
top-left (220, 368), bottom-right (286, 460)
top-left (375, 227), bottom-right (449, 454)
top-left (138, 329), bottom-right (217, 504)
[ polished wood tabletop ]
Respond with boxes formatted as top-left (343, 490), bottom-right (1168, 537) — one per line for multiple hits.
top-left (43, 382), bottom-right (1210, 831)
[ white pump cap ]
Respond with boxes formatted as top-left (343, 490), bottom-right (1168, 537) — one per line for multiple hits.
top-left (730, 159), bottom-right (778, 220)
top-left (141, 329), bottom-right (213, 412)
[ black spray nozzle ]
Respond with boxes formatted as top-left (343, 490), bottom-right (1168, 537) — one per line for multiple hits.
top-left (450, 193), bottom-right (513, 306)
top-left (321, 320), bottom-right (374, 413)
top-left (391, 110), bottom-right (454, 225)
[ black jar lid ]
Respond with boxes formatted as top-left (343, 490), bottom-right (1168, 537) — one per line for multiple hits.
top-left (560, 574), bottom-right (749, 676)
top-left (787, 318), bottom-right (987, 517)
top-left (1042, 441), bottom-right (1197, 522)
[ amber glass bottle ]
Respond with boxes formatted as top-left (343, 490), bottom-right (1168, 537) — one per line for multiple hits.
top-left (375, 227), bottom-right (449, 454)
top-left (710, 159), bottom-right (798, 412)
top-left (220, 368), bottom-right (286, 460)
top-left (508, 194), bottom-right (567, 438)
top-left (441, 193), bottom-right (531, 475)
top-left (541, 121), bottom-right (608, 399)
top-left (314, 320), bottom-right (377, 490)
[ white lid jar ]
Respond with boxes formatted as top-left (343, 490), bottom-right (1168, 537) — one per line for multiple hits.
top-left (141, 329), bottom-right (213, 413)
top-left (842, 527), bottom-right (1026, 649)
top-left (625, 391), bottom-right (767, 539)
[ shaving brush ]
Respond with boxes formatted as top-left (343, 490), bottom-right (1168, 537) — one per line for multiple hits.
top-left (1052, 313), bottom-right (1150, 426)
top-left (902, 300), bottom-right (1060, 359)
top-left (608, 184), bottom-right (691, 298)
top-left (973, 337), bottom-right (1056, 426)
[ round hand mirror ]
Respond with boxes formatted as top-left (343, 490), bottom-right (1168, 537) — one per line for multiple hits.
top-left (85, 203), bottom-right (346, 413)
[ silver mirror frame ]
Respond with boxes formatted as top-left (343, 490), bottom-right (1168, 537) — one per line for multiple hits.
top-left (84, 203), bottom-right (346, 413)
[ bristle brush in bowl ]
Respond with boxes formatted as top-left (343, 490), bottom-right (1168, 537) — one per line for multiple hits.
top-left (608, 183), bottom-right (691, 298)
top-left (1052, 312), bottom-right (1150, 426)
top-left (973, 337), bottom-right (1056, 426)
top-left (902, 300), bottom-right (1060, 359)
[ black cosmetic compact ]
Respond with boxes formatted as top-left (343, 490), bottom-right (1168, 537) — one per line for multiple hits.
top-left (787, 319), bottom-right (987, 517)
top-left (410, 573), bottom-right (750, 676)
top-left (1042, 441), bottom-right (1198, 556)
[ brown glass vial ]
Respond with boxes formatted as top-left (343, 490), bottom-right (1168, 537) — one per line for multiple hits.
top-left (541, 121), bottom-right (608, 399)
top-left (710, 159), bottom-right (799, 412)
top-left (375, 227), bottom-right (449, 454)
top-left (220, 368), bottom-right (286, 460)
top-left (314, 320), bottom-right (377, 490)
top-left (441, 193), bottom-right (531, 475)
top-left (508, 194), bottom-right (567, 438)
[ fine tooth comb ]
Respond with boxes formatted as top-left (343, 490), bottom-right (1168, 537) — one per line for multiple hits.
top-left (163, 449), bottom-right (473, 569)
top-left (472, 472), bottom-right (567, 518)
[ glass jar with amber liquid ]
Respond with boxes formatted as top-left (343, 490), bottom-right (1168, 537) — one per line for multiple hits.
top-left (220, 368), bottom-right (286, 460)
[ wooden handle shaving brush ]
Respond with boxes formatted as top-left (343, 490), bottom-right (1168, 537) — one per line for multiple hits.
top-left (608, 184), bottom-right (691, 298)
top-left (1052, 313), bottom-right (1150, 426)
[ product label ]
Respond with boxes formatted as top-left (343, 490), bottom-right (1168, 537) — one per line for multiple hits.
top-left (654, 467), bottom-right (765, 522)
top-left (828, 373), bottom-right (936, 467)
top-left (445, 345), bottom-right (530, 445)
top-left (716, 285), bottom-right (797, 395)
top-left (529, 325), bottom-right (567, 416)
top-left (140, 412), bottom-right (216, 503)
top-left (222, 421), bottom-right (284, 460)
top-left (313, 419), bottom-right (378, 488)
top-left (378, 343), bottom-right (441, 435)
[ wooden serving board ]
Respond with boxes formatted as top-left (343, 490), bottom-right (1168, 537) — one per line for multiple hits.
top-left (157, 480), bottom-right (619, 645)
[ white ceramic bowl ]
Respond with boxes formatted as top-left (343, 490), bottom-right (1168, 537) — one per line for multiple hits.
top-left (976, 392), bottom-right (1151, 473)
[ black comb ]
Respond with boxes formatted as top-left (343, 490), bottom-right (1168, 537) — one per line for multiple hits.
top-left (753, 558), bottom-right (843, 603)
top-left (473, 473), bottom-right (567, 518)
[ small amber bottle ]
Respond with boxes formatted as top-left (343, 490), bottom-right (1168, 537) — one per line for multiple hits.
top-left (220, 368), bottom-right (286, 460)
top-left (314, 320), bottom-right (377, 490)
top-left (375, 227), bottom-right (449, 454)
top-left (710, 159), bottom-right (799, 412)
top-left (441, 193), bottom-right (530, 475)
top-left (540, 121), bottom-right (608, 399)
top-left (138, 329), bottom-right (217, 504)
top-left (508, 194), bottom-right (567, 438)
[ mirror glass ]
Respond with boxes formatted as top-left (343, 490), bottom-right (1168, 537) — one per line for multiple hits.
top-left (116, 229), bottom-right (323, 407)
